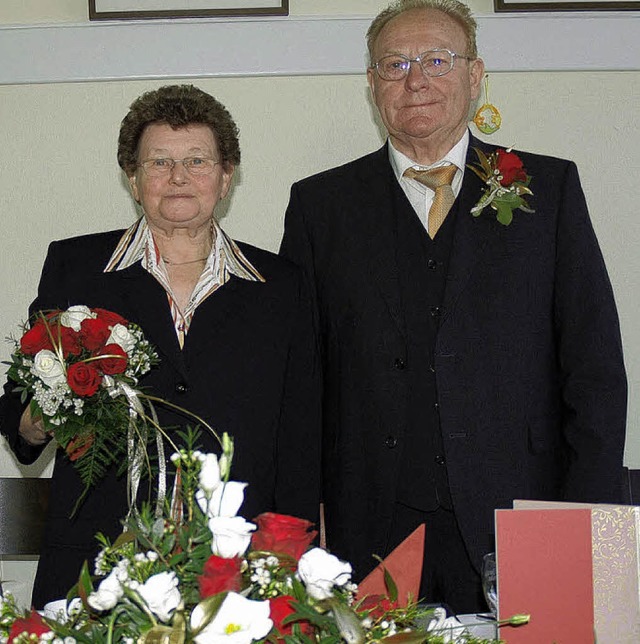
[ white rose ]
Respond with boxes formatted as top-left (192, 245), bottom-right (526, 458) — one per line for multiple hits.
top-left (197, 481), bottom-right (247, 519)
top-left (297, 547), bottom-right (352, 600)
top-left (60, 305), bottom-right (94, 332)
top-left (32, 350), bottom-right (67, 388)
top-left (209, 516), bottom-right (255, 558)
top-left (137, 571), bottom-right (181, 623)
top-left (191, 592), bottom-right (272, 644)
top-left (107, 323), bottom-right (135, 354)
top-left (87, 560), bottom-right (128, 611)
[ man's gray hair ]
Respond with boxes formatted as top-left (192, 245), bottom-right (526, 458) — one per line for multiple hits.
top-left (366, 0), bottom-right (478, 64)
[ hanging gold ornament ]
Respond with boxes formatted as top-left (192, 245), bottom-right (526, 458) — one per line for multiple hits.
top-left (473, 74), bottom-right (502, 135)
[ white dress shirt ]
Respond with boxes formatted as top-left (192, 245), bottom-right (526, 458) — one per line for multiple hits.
top-left (388, 129), bottom-right (470, 231)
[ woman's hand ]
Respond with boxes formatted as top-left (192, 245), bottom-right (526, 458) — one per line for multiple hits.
top-left (19, 406), bottom-right (48, 446)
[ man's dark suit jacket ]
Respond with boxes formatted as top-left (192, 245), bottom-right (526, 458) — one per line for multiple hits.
top-left (280, 135), bottom-right (627, 582)
top-left (0, 229), bottom-right (321, 607)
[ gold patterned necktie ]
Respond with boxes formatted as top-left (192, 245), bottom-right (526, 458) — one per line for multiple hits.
top-left (404, 164), bottom-right (458, 239)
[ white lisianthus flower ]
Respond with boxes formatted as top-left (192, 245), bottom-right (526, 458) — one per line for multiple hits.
top-left (60, 305), bottom-right (94, 331)
top-left (87, 560), bottom-right (129, 611)
top-left (198, 453), bottom-right (222, 495)
top-left (107, 323), bottom-right (136, 354)
top-left (32, 350), bottom-right (67, 388)
top-left (297, 548), bottom-right (353, 600)
top-left (209, 516), bottom-right (256, 558)
top-left (136, 571), bottom-right (181, 622)
top-left (197, 481), bottom-right (247, 519)
top-left (190, 592), bottom-right (272, 644)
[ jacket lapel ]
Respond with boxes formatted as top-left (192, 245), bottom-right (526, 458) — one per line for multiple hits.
top-left (441, 137), bottom-right (497, 324)
top-left (354, 146), bottom-right (405, 337)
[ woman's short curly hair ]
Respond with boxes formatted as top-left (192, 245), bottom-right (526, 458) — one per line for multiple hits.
top-left (117, 84), bottom-right (240, 176)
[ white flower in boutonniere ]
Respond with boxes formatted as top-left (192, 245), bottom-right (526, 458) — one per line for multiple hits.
top-left (467, 147), bottom-right (534, 225)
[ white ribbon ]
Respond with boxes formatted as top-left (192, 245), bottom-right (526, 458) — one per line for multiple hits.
top-left (109, 381), bottom-right (167, 526)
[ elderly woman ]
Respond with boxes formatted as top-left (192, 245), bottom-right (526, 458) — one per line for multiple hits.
top-left (0, 85), bottom-right (321, 607)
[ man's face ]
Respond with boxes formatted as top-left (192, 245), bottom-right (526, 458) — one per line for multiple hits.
top-left (367, 8), bottom-right (484, 160)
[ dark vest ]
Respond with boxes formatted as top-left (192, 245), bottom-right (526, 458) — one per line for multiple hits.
top-left (393, 179), bottom-right (455, 511)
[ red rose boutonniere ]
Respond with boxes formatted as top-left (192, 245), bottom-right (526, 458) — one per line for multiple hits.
top-left (467, 147), bottom-right (534, 225)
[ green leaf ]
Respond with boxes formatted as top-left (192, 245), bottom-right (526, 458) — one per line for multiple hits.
top-left (383, 567), bottom-right (398, 603)
top-left (321, 598), bottom-right (365, 644)
top-left (495, 203), bottom-right (514, 226)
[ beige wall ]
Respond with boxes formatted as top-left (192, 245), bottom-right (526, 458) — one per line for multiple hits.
top-left (0, 0), bottom-right (495, 23)
top-left (1, 0), bottom-right (639, 606)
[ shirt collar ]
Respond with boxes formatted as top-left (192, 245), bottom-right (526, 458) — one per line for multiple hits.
top-left (104, 217), bottom-right (265, 284)
top-left (388, 129), bottom-right (470, 181)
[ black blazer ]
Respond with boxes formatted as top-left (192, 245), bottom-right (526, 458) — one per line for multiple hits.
top-left (280, 136), bottom-right (627, 581)
top-left (1, 229), bottom-right (321, 607)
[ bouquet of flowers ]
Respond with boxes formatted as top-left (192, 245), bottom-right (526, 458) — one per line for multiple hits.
top-left (0, 430), bottom-right (526, 643)
top-left (467, 147), bottom-right (534, 226)
top-left (5, 305), bottom-right (159, 492)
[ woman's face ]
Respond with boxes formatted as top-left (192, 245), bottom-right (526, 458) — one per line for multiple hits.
top-left (129, 122), bottom-right (234, 234)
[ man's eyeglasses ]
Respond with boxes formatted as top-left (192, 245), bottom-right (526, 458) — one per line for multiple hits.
top-left (371, 49), bottom-right (472, 81)
top-left (138, 157), bottom-right (221, 177)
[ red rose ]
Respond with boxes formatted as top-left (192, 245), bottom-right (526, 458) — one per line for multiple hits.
top-left (19, 319), bottom-right (53, 355)
top-left (66, 433), bottom-right (95, 461)
top-left (198, 555), bottom-right (243, 598)
top-left (80, 317), bottom-right (112, 351)
top-left (95, 343), bottom-right (128, 375)
top-left (94, 308), bottom-right (128, 327)
top-left (8, 610), bottom-right (51, 642)
top-left (67, 361), bottom-right (102, 397)
top-left (496, 149), bottom-right (527, 186)
top-left (251, 513), bottom-right (317, 562)
top-left (269, 595), bottom-right (313, 640)
top-left (58, 325), bottom-right (82, 357)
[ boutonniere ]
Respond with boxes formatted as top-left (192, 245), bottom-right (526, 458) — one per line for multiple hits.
top-left (467, 147), bottom-right (534, 225)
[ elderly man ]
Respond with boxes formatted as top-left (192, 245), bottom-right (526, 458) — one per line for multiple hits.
top-left (280, 0), bottom-right (627, 613)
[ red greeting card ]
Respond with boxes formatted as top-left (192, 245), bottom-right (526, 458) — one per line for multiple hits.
top-left (496, 508), bottom-right (594, 643)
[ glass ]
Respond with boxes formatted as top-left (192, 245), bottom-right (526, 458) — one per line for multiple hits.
top-left (371, 48), bottom-right (471, 81)
top-left (481, 552), bottom-right (498, 617)
top-left (138, 157), bottom-right (220, 176)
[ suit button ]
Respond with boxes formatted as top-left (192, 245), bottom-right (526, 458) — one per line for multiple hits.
top-left (175, 382), bottom-right (188, 394)
top-left (427, 259), bottom-right (437, 270)
top-left (434, 402), bottom-right (440, 412)
top-left (394, 358), bottom-right (406, 370)
top-left (435, 455), bottom-right (446, 466)
top-left (430, 306), bottom-right (442, 318)
top-left (385, 436), bottom-right (398, 449)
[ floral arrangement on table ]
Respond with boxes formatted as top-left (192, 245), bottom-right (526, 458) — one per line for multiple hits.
top-left (5, 305), bottom-right (160, 500)
top-left (2, 305), bottom-right (529, 643)
top-left (467, 148), bottom-right (534, 226)
top-left (0, 429), bottom-right (521, 644)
